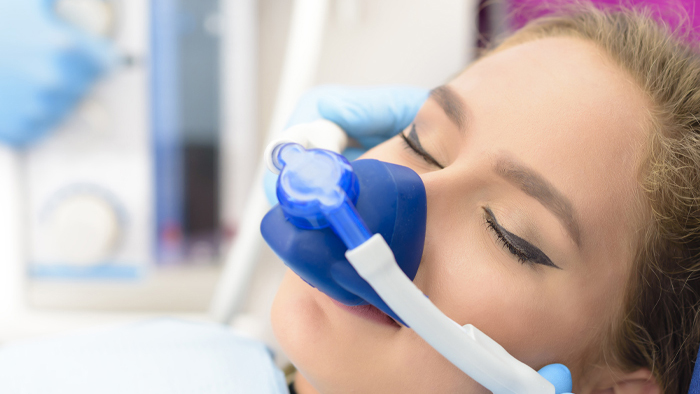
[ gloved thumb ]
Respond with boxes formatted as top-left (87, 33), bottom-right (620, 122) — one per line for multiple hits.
top-left (318, 86), bottom-right (428, 149)
top-left (538, 364), bottom-right (573, 394)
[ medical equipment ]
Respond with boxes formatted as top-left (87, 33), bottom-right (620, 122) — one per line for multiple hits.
top-left (262, 125), bottom-right (425, 324)
top-left (0, 0), bottom-right (115, 147)
top-left (22, 0), bottom-right (222, 311)
top-left (24, 0), bottom-right (151, 284)
top-left (210, 0), bottom-right (332, 324)
top-left (260, 121), bottom-right (574, 394)
top-left (24, 0), bottom-right (150, 283)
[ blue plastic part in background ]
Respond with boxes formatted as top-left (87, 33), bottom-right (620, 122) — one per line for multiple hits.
top-left (261, 159), bottom-right (427, 324)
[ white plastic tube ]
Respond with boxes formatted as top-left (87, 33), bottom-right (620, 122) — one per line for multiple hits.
top-left (209, 0), bottom-right (331, 324)
top-left (346, 234), bottom-right (555, 394)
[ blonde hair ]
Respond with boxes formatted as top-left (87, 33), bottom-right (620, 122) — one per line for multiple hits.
top-left (494, 4), bottom-right (700, 393)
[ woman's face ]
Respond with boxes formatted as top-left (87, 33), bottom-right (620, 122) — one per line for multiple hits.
top-left (272, 37), bottom-right (650, 393)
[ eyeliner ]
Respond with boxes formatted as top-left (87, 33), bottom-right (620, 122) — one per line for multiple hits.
top-left (401, 124), bottom-right (445, 169)
top-left (484, 207), bottom-right (560, 269)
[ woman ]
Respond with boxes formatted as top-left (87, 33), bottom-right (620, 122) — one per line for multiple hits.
top-left (271, 5), bottom-right (700, 394)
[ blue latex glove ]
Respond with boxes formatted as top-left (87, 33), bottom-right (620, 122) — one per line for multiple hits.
top-left (538, 364), bottom-right (574, 394)
top-left (0, 0), bottom-right (116, 147)
top-left (265, 85), bottom-right (429, 204)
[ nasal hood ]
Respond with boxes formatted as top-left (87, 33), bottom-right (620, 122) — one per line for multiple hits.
top-left (261, 159), bottom-right (427, 323)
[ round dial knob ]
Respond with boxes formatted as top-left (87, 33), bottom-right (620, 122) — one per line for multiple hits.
top-left (46, 193), bottom-right (121, 265)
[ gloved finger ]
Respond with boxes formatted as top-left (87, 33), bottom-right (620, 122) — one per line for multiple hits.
top-left (0, 65), bottom-right (55, 147)
top-left (317, 86), bottom-right (429, 149)
top-left (70, 26), bottom-right (118, 74)
top-left (284, 86), bottom-right (348, 128)
top-left (33, 86), bottom-right (80, 136)
top-left (28, 36), bottom-right (105, 146)
top-left (0, 74), bottom-right (32, 145)
top-left (43, 0), bottom-right (58, 10)
top-left (537, 364), bottom-right (573, 394)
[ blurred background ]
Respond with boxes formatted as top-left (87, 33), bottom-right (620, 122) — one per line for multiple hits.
top-left (0, 0), bottom-right (478, 346)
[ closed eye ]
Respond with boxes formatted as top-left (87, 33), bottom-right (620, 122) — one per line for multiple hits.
top-left (483, 207), bottom-right (560, 269)
top-left (400, 124), bottom-right (445, 169)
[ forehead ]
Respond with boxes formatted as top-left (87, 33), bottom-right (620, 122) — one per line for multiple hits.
top-left (449, 37), bottom-right (649, 259)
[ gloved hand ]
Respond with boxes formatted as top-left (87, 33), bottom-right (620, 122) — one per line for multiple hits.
top-left (537, 364), bottom-right (573, 394)
top-left (265, 85), bottom-right (429, 204)
top-left (0, 0), bottom-right (116, 147)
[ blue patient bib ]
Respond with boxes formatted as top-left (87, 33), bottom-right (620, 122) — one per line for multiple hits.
top-left (0, 319), bottom-right (288, 394)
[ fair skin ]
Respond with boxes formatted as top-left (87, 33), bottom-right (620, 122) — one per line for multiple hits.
top-left (272, 37), bottom-right (661, 393)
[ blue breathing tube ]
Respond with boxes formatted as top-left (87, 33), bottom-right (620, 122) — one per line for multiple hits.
top-left (261, 128), bottom-right (573, 394)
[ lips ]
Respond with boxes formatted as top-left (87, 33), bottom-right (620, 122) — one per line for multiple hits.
top-left (330, 298), bottom-right (400, 328)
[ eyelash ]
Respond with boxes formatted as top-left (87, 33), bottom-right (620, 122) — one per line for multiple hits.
top-left (485, 217), bottom-right (534, 265)
top-left (401, 128), bottom-right (555, 268)
top-left (400, 131), bottom-right (444, 169)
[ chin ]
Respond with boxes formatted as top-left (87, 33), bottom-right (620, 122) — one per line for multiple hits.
top-left (270, 270), bottom-right (478, 394)
top-left (272, 271), bottom-right (327, 362)
top-left (272, 270), bottom-right (377, 393)
top-left (271, 271), bottom-right (342, 386)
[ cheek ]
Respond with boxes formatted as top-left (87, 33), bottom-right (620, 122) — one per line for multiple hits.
top-left (416, 227), bottom-right (586, 370)
top-left (271, 271), bottom-right (328, 361)
top-left (413, 175), bottom-right (603, 370)
top-left (272, 272), bottom-right (363, 391)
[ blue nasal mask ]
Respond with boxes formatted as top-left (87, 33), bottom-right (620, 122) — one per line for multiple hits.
top-left (260, 120), bottom-right (574, 394)
top-left (262, 143), bottom-right (426, 324)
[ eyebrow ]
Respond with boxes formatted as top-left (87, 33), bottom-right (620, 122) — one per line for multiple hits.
top-left (430, 85), bottom-right (468, 131)
top-left (495, 155), bottom-right (582, 247)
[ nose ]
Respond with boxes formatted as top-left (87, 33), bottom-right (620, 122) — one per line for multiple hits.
top-left (409, 158), bottom-right (490, 285)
